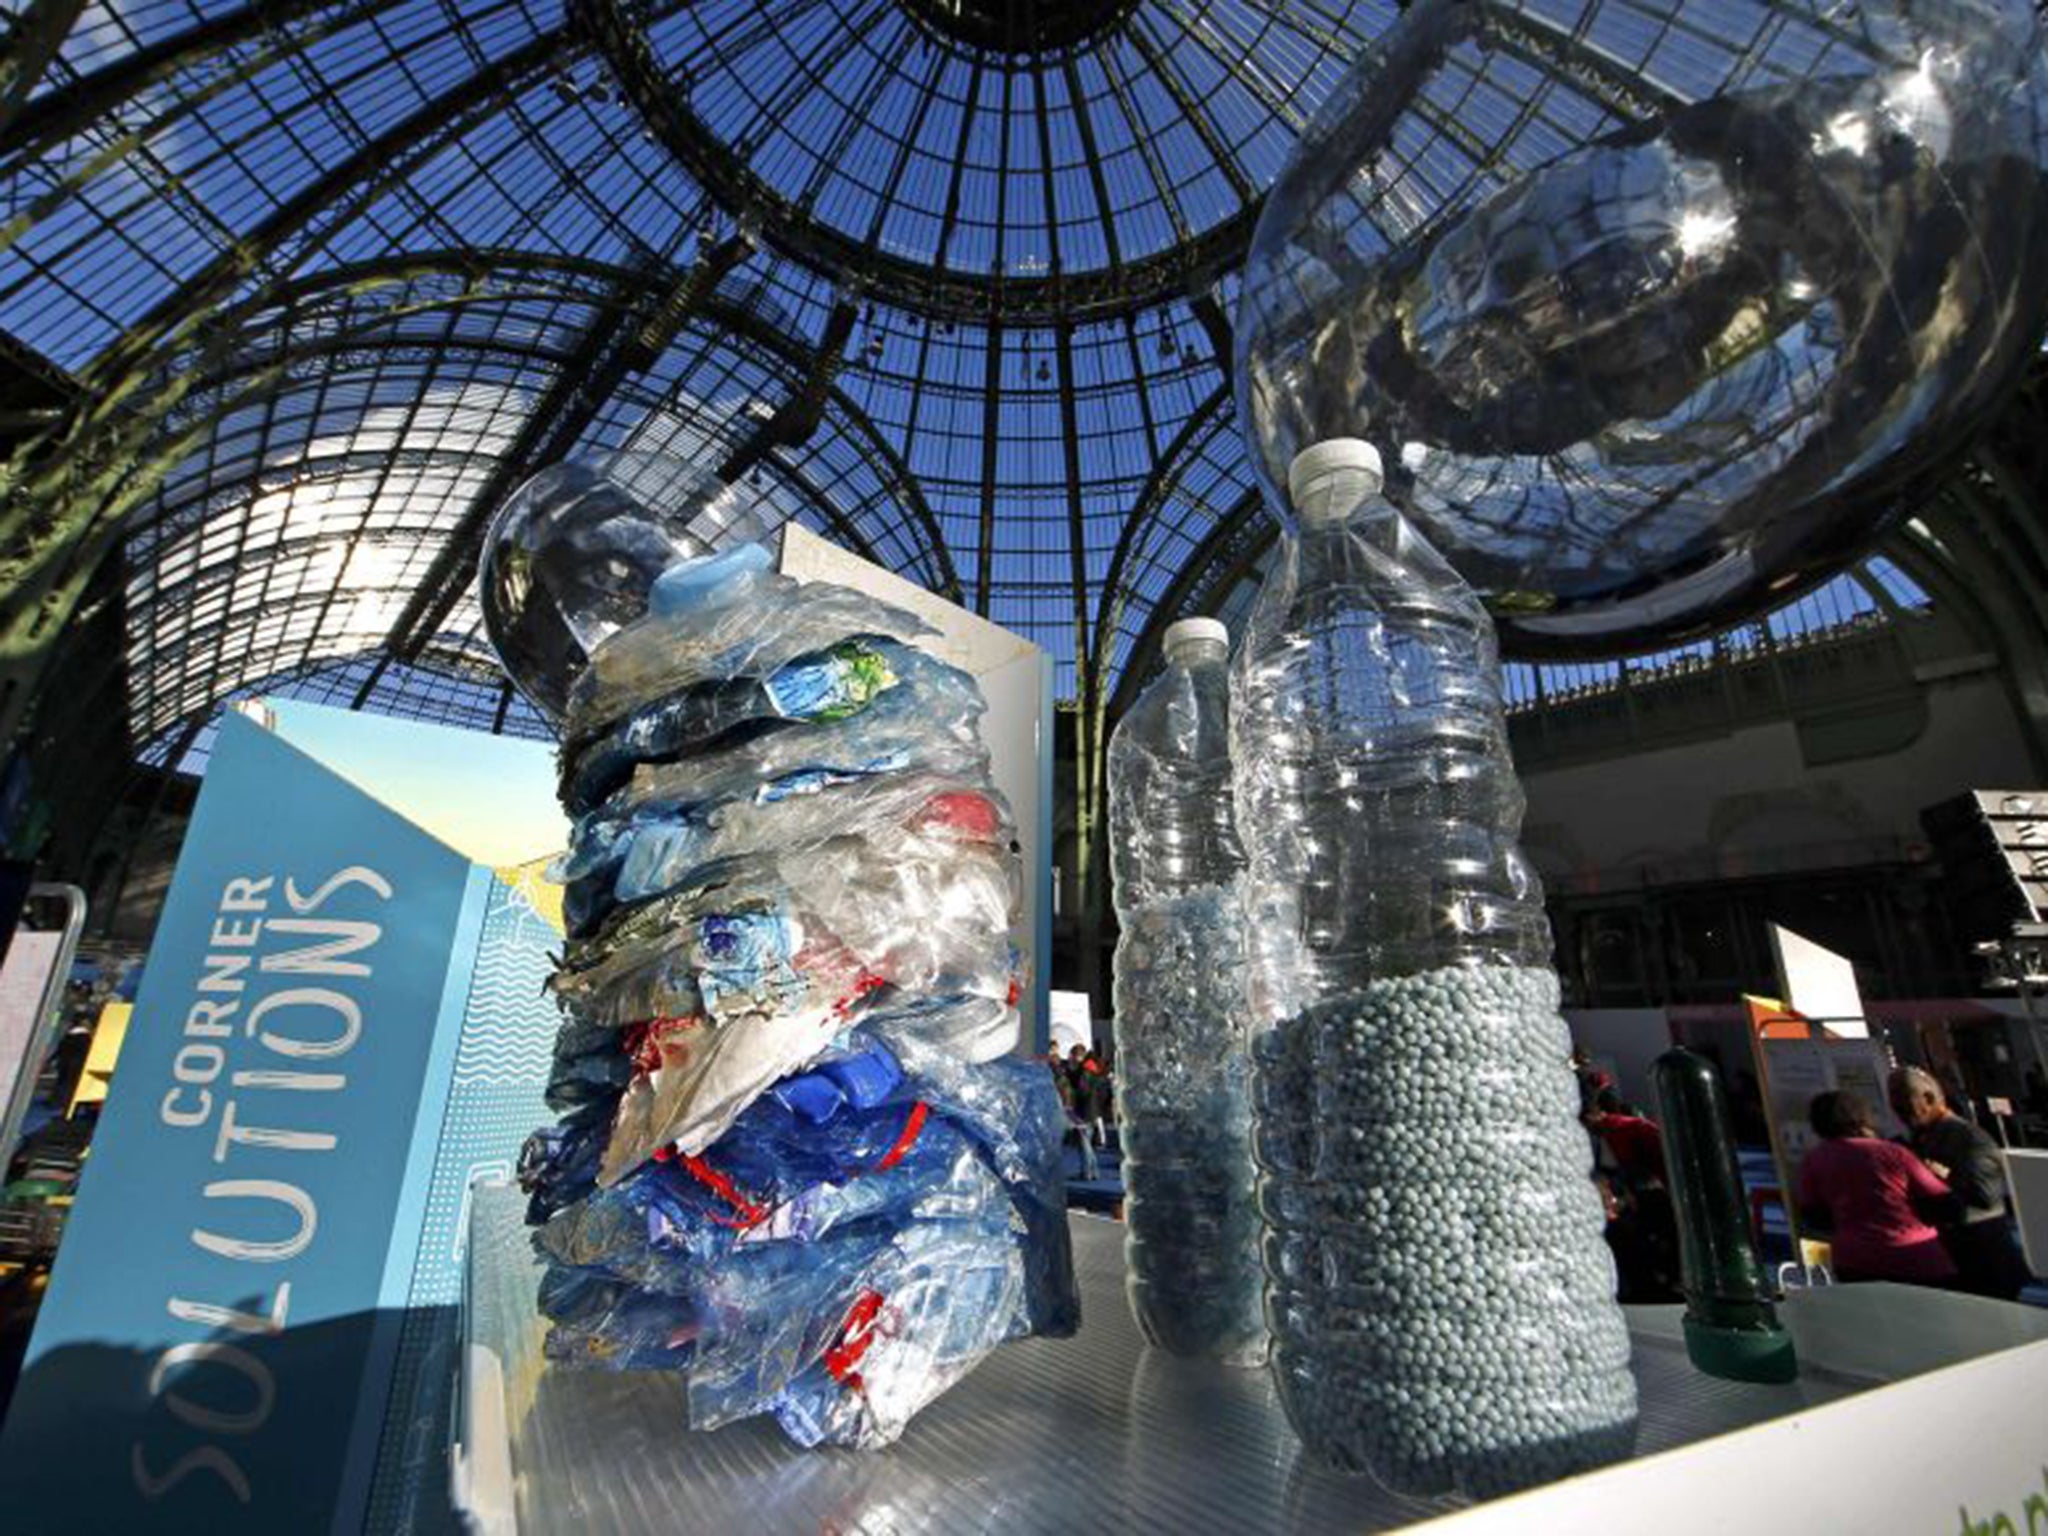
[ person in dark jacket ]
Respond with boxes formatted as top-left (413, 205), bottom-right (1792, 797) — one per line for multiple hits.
top-left (1887, 1066), bottom-right (2031, 1299)
top-left (1073, 1051), bottom-right (1113, 1149)
top-left (1051, 1053), bottom-right (1097, 1181)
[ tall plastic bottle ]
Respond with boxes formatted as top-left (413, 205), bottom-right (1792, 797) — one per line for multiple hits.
top-left (1108, 617), bottom-right (1267, 1364)
top-left (1230, 439), bottom-right (1638, 1495)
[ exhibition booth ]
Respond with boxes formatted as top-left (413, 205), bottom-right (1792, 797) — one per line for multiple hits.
top-left (0, 525), bottom-right (2042, 1535)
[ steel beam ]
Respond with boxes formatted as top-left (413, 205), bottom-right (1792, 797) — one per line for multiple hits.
top-left (1088, 383), bottom-right (1230, 680)
top-left (0, 0), bottom-right (90, 141)
top-left (139, 248), bottom-right (961, 601)
top-left (1055, 323), bottom-right (1103, 925)
top-left (718, 297), bottom-right (859, 482)
top-left (368, 256), bottom-right (663, 677)
top-left (0, 26), bottom-right (563, 751)
top-left (1, 0), bottom-right (379, 161)
top-left (573, 0), bottom-right (1262, 324)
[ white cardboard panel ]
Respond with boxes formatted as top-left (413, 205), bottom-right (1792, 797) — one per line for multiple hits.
top-left (1770, 922), bottom-right (1867, 1037)
top-left (776, 524), bottom-right (1052, 1050)
top-left (1419, 1335), bottom-right (2048, 1535)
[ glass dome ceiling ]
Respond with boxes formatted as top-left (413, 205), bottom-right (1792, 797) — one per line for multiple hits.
top-left (0, 0), bottom-right (2016, 769)
top-left (588, 0), bottom-right (1370, 318)
top-left (0, 0), bottom-right (1396, 746)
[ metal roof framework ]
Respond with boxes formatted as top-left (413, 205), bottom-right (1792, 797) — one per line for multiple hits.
top-left (0, 0), bottom-right (2043, 909)
top-left (0, 0), bottom-right (1402, 759)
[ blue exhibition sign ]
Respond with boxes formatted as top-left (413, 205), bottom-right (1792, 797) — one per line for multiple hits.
top-left (0, 715), bottom-right (484, 1532)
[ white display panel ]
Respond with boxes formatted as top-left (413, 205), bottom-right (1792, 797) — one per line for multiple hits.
top-left (1769, 923), bottom-right (1867, 1038)
top-left (1423, 1331), bottom-right (2048, 1536)
top-left (1049, 990), bottom-right (1094, 1053)
top-left (776, 524), bottom-right (1054, 1050)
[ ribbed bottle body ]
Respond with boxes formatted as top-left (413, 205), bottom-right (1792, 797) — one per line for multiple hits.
top-left (1231, 458), bottom-right (1637, 1494)
top-left (1109, 632), bottom-right (1266, 1364)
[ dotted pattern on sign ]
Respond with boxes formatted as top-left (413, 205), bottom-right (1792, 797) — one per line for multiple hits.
top-left (364, 874), bottom-right (562, 1535)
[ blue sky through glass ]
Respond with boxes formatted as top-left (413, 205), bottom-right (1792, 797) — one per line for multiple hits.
top-left (0, 0), bottom-right (1961, 752)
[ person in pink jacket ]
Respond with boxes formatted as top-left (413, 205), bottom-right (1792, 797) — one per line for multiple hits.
top-left (1796, 1090), bottom-right (1960, 1286)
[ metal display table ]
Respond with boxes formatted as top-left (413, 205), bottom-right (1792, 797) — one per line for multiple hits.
top-left (455, 1184), bottom-right (2048, 1535)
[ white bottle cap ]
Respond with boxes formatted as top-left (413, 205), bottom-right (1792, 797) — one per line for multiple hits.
top-left (1163, 617), bottom-right (1229, 661)
top-left (1288, 439), bottom-right (1384, 527)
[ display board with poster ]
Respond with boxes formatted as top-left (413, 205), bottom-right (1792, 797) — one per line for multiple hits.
top-left (0, 710), bottom-right (569, 1535)
top-left (1759, 1036), bottom-right (1903, 1163)
top-left (1746, 996), bottom-right (1901, 1241)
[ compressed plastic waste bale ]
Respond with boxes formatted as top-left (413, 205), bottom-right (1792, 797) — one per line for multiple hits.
top-left (1231, 439), bottom-right (1636, 1496)
top-left (1107, 617), bottom-right (1265, 1364)
top-left (501, 514), bottom-right (1075, 1452)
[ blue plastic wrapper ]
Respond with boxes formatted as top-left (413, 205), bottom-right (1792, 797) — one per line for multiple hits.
top-left (524, 1049), bottom-right (1077, 1445)
top-left (649, 541), bottom-right (774, 616)
top-left (563, 638), bottom-right (910, 813)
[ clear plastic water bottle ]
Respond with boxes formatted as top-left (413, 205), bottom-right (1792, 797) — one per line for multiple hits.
top-left (1108, 617), bottom-right (1266, 1365)
top-left (1230, 439), bottom-right (1637, 1495)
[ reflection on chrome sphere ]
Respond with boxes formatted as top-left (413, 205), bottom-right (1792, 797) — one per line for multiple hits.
top-left (479, 454), bottom-right (720, 723)
top-left (1237, 0), bottom-right (2048, 652)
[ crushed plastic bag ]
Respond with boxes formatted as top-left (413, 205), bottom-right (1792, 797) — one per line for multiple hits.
top-left (571, 559), bottom-right (935, 732)
top-left (523, 1051), bottom-right (1077, 1447)
top-left (563, 772), bottom-right (1016, 937)
top-left (553, 840), bottom-right (1019, 1033)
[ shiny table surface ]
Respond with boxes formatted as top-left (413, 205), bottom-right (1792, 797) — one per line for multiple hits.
top-left (459, 1185), bottom-right (2044, 1534)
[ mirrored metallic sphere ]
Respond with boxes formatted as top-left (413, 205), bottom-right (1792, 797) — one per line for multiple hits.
top-left (1237, 0), bottom-right (2048, 653)
top-left (480, 453), bottom-right (728, 722)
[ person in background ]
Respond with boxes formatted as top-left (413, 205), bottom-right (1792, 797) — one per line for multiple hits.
top-left (1585, 1088), bottom-right (1680, 1301)
top-left (1797, 1090), bottom-right (1958, 1287)
top-left (1887, 1066), bottom-right (2030, 1300)
top-left (1050, 1054), bottom-right (1097, 1181)
top-left (1585, 1088), bottom-right (1666, 1188)
top-left (1570, 1047), bottom-right (1613, 1117)
top-left (1075, 1050), bottom-right (1113, 1152)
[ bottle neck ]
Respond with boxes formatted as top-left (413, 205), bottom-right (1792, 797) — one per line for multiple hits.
top-left (1294, 492), bottom-right (1418, 584)
top-left (1297, 487), bottom-right (1395, 533)
top-left (1165, 638), bottom-right (1229, 669)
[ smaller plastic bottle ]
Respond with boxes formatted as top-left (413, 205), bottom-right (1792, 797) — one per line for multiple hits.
top-left (1108, 617), bottom-right (1267, 1364)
